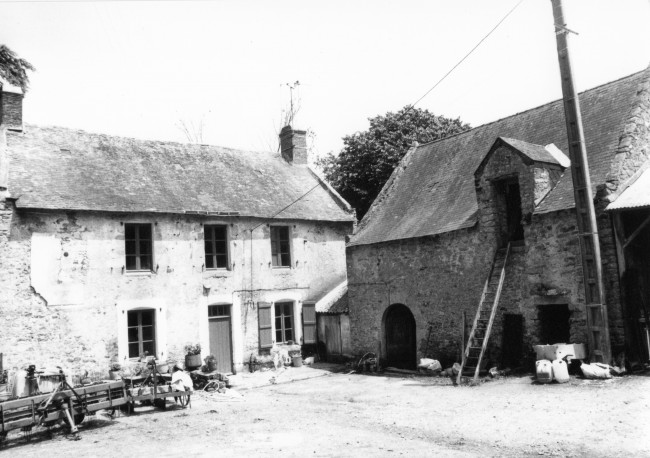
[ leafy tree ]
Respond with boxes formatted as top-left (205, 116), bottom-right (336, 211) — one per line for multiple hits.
top-left (0, 45), bottom-right (35, 93)
top-left (318, 106), bottom-right (470, 219)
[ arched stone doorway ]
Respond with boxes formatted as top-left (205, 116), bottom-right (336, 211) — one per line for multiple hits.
top-left (383, 304), bottom-right (416, 369)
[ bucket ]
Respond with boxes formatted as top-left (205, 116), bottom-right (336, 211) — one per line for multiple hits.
top-left (108, 370), bottom-right (121, 381)
top-left (185, 354), bottom-right (202, 370)
top-left (38, 372), bottom-right (61, 392)
top-left (552, 359), bottom-right (570, 383)
top-left (292, 356), bottom-right (303, 367)
top-left (536, 360), bottom-right (553, 384)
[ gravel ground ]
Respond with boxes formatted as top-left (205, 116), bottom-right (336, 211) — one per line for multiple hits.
top-left (2, 365), bottom-right (649, 457)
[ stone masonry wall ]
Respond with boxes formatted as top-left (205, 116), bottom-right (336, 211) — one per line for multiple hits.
top-left (0, 203), bottom-right (351, 376)
top-left (348, 143), bottom-right (625, 368)
top-left (606, 70), bottom-right (650, 192)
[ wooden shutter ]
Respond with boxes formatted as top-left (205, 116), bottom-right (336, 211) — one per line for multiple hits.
top-left (302, 301), bottom-right (317, 345)
top-left (258, 301), bottom-right (273, 350)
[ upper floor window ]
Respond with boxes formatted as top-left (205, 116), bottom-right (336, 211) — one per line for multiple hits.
top-left (205, 225), bottom-right (229, 269)
top-left (125, 223), bottom-right (153, 271)
top-left (270, 226), bottom-right (291, 267)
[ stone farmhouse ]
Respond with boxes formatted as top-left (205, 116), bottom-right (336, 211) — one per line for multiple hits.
top-left (346, 67), bottom-right (650, 370)
top-left (0, 84), bottom-right (355, 374)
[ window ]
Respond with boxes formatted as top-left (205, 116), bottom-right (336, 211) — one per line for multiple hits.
top-left (270, 226), bottom-right (291, 267)
top-left (275, 301), bottom-right (294, 343)
top-left (208, 304), bottom-right (230, 318)
top-left (205, 225), bottom-right (229, 269)
top-left (125, 223), bottom-right (153, 271)
top-left (127, 309), bottom-right (156, 358)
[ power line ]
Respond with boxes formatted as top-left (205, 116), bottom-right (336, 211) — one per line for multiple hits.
top-left (405, 0), bottom-right (527, 115)
top-left (230, 181), bottom-right (323, 238)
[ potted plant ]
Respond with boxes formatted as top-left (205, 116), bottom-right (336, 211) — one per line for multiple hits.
top-left (109, 362), bottom-right (122, 380)
top-left (184, 343), bottom-right (202, 370)
top-left (204, 354), bottom-right (217, 372)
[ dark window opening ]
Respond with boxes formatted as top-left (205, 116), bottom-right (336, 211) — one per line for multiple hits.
top-left (502, 314), bottom-right (524, 368)
top-left (208, 304), bottom-right (230, 318)
top-left (127, 309), bottom-right (156, 358)
top-left (495, 179), bottom-right (524, 245)
top-left (271, 226), bottom-right (291, 267)
top-left (125, 223), bottom-right (153, 271)
top-left (538, 304), bottom-right (571, 344)
top-left (205, 225), bottom-right (229, 269)
top-left (275, 301), bottom-right (294, 343)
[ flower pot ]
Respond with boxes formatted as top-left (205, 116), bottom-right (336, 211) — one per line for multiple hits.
top-left (108, 370), bottom-right (121, 380)
top-left (207, 360), bottom-right (217, 372)
top-left (292, 356), bottom-right (303, 367)
top-left (185, 354), bottom-right (202, 369)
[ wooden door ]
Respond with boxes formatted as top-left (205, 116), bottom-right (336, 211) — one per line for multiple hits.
top-left (324, 316), bottom-right (342, 356)
top-left (501, 314), bottom-right (524, 368)
top-left (208, 305), bottom-right (233, 373)
top-left (385, 304), bottom-right (416, 369)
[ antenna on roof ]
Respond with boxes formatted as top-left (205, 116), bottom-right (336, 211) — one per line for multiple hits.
top-left (283, 80), bottom-right (300, 127)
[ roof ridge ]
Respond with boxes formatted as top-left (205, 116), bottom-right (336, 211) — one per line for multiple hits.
top-left (21, 123), bottom-right (272, 156)
top-left (415, 69), bottom-right (648, 149)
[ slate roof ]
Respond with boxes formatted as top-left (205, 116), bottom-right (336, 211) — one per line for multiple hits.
top-left (497, 138), bottom-right (565, 167)
top-left (350, 68), bottom-right (649, 247)
top-left (5, 125), bottom-right (354, 222)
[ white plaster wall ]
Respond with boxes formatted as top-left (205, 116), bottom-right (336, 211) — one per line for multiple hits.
top-left (1, 209), bottom-right (351, 374)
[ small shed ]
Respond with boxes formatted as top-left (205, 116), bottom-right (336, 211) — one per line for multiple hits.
top-left (304, 281), bottom-right (352, 361)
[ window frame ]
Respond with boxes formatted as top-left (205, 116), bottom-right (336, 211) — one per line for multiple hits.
top-left (204, 224), bottom-right (230, 270)
top-left (127, 309), bottom-right (156, 359)
top-left (270, 225), bottom-right (292, 268)
top-left (124, 223), bottom-right (154, 272)
top-left (274, 301), bottom-right (294, 344)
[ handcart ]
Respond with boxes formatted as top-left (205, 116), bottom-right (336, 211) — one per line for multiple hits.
top-left (122, 361), bottom-right (190, 413)
top-left (0, 367), bottom-right (128, 445)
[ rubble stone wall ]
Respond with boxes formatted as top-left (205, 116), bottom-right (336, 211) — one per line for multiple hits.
top-left (347, 144), bottom-right (625, 368)
top-left (607, 71), bottom-right (650, 191)
top-left (0, 203), bottom-right (351, 375)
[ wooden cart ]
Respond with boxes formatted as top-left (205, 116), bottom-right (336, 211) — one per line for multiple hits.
top-left (0, 380), bottom-right (127, 443)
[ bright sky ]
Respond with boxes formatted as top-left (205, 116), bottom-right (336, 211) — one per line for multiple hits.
top-left (1, 0), bottom-right (648, 160)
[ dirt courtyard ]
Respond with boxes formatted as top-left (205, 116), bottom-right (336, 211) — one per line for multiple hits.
top-left (2, 365), bottom-right (649, 457)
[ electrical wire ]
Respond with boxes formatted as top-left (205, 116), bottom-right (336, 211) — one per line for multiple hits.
top-left (403, 0), bottom-right (527, 116)
top-left (246, 182), bottom-right (322, 234)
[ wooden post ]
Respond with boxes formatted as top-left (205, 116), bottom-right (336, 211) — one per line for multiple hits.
top-left (461, 312), bottom-right (466, 362)
top-left (550, 0), bottom-right (611, 363)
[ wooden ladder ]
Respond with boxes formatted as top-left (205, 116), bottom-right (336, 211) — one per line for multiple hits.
top-left (457, 243), bottom-right (510, 385)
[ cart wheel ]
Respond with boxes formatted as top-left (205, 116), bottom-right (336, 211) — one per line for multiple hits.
top-left (153, 398), bottom-right (166, 410)
top-left (63, 412), bottom-right (84, 431)
top-left (119, 401), bottom-right (134, 415)
top-left (176, 393), bottom-right (190, 408)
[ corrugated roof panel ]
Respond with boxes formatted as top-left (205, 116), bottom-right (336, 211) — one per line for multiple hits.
top-left (607, 166), bottom-right (650, 211)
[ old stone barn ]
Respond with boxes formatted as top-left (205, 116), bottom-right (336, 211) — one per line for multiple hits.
top-left (346, 67), bottom-right (650, 370)
top-left (0, 83), bottom-right (355, 375)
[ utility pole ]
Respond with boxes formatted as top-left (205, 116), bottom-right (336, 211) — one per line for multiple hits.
top-left (550, 0), bottom-right (611, 363)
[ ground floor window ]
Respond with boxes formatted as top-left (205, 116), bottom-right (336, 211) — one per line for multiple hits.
top-left (538, 304), bottom-right (570, 344)
top-left (275, 301), bottom-right (294, 343)
top-left (127, 309), bottom-right (156, 358)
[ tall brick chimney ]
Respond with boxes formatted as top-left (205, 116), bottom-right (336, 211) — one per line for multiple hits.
top-left (0, 84), bottom-right (23, 132)
top-left (279, 126), bottom-right (308, 165)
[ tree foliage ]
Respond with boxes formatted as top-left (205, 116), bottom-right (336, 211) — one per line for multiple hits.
top-left (318, 106), bottom-right (470, 219)
top-left (0, 45), bottom-right (35, 93)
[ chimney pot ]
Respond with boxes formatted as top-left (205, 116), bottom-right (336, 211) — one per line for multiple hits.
top-left (0, 86), bottom-right (24, 132)
top-left (279, 125), bottom-right (308, 165)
